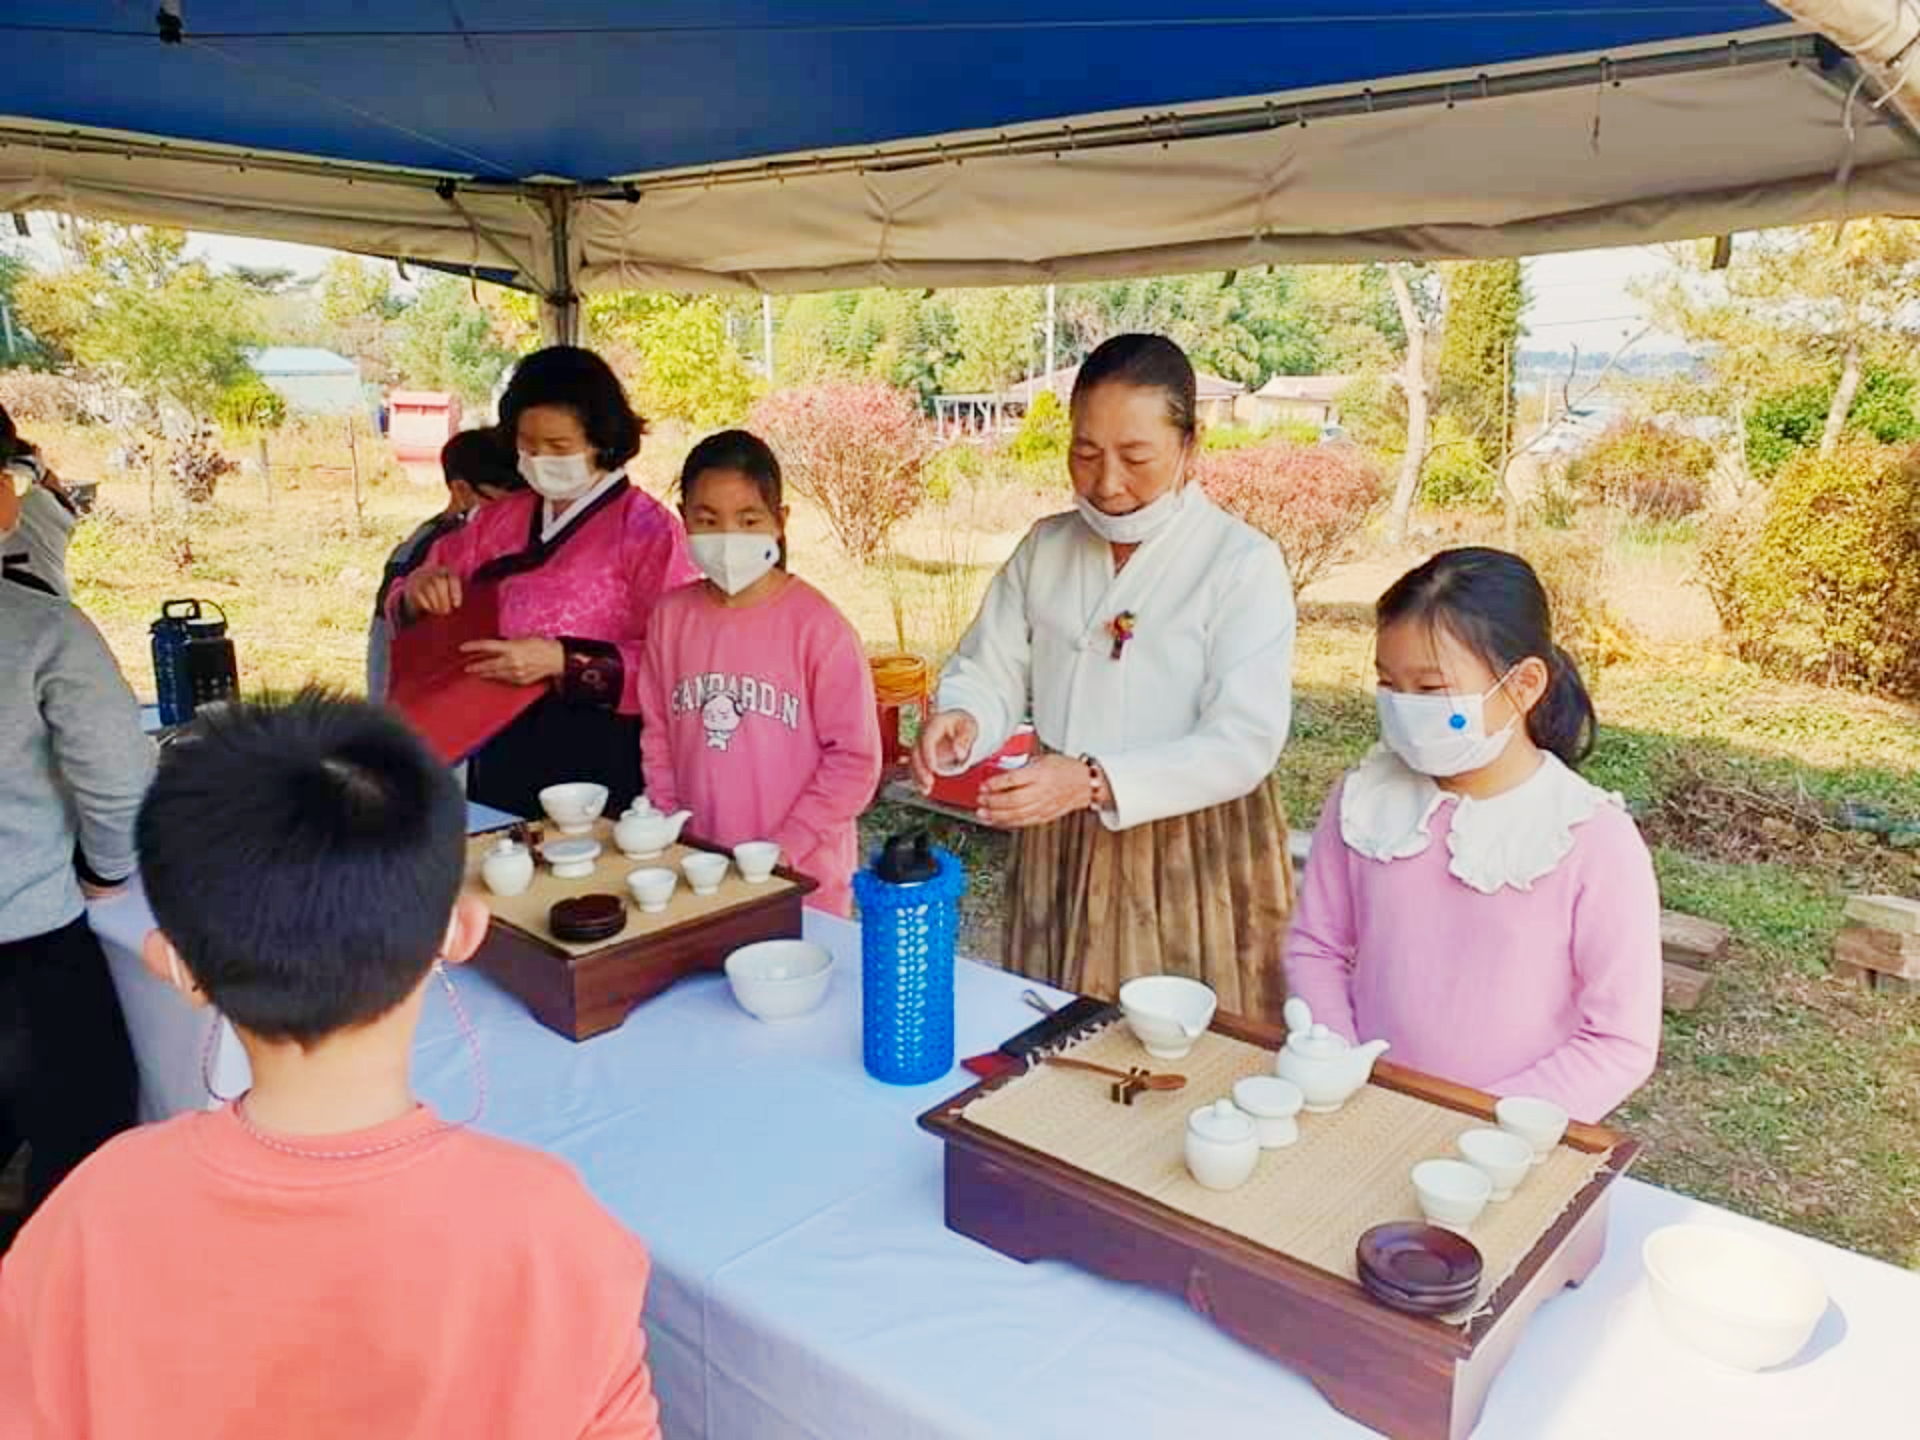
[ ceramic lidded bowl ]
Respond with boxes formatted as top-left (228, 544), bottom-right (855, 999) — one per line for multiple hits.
top-left (1118, 976), bottom-right (1217, 1061)
top-left (1184, 1098), bottom-right (1259, 1191)
top-left (538, 782), bottom-right (609, 835)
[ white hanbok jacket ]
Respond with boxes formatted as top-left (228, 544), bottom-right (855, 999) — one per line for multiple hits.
top-left (938, 487), bottom-right (1296, 832)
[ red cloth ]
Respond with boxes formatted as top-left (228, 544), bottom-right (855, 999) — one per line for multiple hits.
top-left (0, 1105), bottom-right (660, 1440)
top-left (386, 580), bottom-right (543, 762)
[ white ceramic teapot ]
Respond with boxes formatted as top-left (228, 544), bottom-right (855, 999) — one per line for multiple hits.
top-left (614, 805), bottom-right (692, 859)
top-left (1275, 997), bottom-right (1390, 1113)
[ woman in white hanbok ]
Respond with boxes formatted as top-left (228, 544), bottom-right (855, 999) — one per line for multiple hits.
top-left (914, 335), bottom-right (1297, 1020)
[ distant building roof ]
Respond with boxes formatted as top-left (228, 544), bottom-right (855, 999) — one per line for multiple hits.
top-left (937, 361), bottom-right (1247, 408)
top-left (1255, 374), bottom-right (1355, 402)
top-left (248, 347), bottom-right (359, 377)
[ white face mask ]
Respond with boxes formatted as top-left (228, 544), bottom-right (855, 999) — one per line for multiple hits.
top-left (1074, 482), bottom-right (1187, 546)
top-left (690, 531), bottom-right (781, 596)
top-left (1376, 672), bottom-right (1518, 778)
top-left (518, 451), bottom-right (597, 501)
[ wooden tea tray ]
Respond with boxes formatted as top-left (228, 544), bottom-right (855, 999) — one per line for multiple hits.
top-left (919, 1010), bottom-right (1638, 1440)
top-left (465, 821), bottom-right (815, 1040)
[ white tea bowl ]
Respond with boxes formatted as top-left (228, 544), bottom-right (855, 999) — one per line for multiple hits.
top-left (1642, 1224), bottom-right (1826, 1372)
top-left (1458, 1128), bottom-right (1534, 1201)
top-left (724, 939), bottom-right (833, 1022)
top-left (732, 841), bottom-right (782, 884)
top-left (1117, 976), bottom-right (1217, 1061)
top-left (681, 852), bottom-right (730, 896)
top-left (625, 867), bottom-right (678, 914)
top-left (1495, 1096), bottom-right (1570, 1165)
top-left (1412, 1158), bottom-right (1493, 1231)
top-left (538, 782), bottom-right (609, 835)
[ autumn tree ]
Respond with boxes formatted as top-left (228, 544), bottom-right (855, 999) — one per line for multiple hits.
top-left (317, 257), bottom-right (404, 385)
top-left (1437, 259), bottom-right (1526, 466)
top-left (587, 292), bottom-right (759, 427)
top-left (391, 275), bottom-right (516, 407)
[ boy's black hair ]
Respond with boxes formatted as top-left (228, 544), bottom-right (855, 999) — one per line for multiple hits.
top-left (1377, 546), bottom-right (1598, 766)
top-left (440, 426), bottom-right (522, 495)
top-left (1071, 333), bottom-right (1199, 445)
top-left (136, 690), bottom-right (468, 1046)
top-left (498, 346), bottom-right (646, 473)
top-left (677, 428), bottom-right (787, 566)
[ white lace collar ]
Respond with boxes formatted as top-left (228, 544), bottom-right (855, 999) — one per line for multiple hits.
top-left (1338, 745), bottom-right (1624, 895)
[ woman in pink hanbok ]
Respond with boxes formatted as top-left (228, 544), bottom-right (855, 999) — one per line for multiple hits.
top-left (389, 347), bottom-right (698, 818)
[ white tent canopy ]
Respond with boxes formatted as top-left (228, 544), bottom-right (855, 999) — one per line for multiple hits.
top-left (2, 3), bottom-right (1917, 338)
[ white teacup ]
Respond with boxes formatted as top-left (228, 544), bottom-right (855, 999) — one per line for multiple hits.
top-left (626, 867), bottom-right (678, 914)
top-left (1459, 1127), bottom-right (1534, 1202)
top-left (1412, 1158), bottom-right (1493, 1230)
top-left (1495, 1096), bottom-right (1570, 1165)
top-left (681, 852), bottom-right (730, 896)
top-left (732, 841), bottom-right (782, 884)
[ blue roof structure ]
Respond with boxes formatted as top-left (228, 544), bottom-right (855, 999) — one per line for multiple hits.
top-left (248, 347), bottom-right (359, 377)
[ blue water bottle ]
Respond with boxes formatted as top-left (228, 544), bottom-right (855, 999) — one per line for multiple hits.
top-left (853, 831), bottom-right (965, 1085)
top-left (150, 599), bottom-right (198, 725)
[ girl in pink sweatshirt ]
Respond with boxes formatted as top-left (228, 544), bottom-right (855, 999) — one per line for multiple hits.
top-left (1283, 548), bottom-right (1662, 1123)
top-left (638, 432), bottom-right (882, 916)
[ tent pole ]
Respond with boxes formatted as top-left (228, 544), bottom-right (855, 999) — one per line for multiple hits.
top-left (541, 190), bottom-right (581, 346)
top-left (763, 295), bottom-right (775, 382)
top-left (1045, 284), bottom-right (1056, 393)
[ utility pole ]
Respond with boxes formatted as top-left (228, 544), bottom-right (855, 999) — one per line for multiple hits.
top-left (1045, 283), bottom-right (1056, 392)
top-left (762, 295), bottom-right (775, 383)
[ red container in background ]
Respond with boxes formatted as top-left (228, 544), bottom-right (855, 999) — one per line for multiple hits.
top-left (928, 725), bottom-right (1037, 811)
top-left (388, 391), bottom-right (463, 486)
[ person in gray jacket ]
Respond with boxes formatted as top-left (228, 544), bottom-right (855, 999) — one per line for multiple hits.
top-left (1, 473), bottom-right (153, 1238)
top-left (1, 403), bottom-right (81, 600)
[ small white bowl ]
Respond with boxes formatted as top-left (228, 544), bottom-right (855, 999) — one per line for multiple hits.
top-left (539, 836), bottom-right (602, 880)
top-left (1496, 1096), bottom-right (1570, 1165)
top-left (538, 782), bottom-right (609, 835)
top-left (626, 867), bottom-right (678, 914)
top-left (724, 939), bottom-right (833, 1022)
top-left (1458, 1128), bottom-right (1534, 1201)
top-left (1117, 976), bottom-right (1217, 1061)
top-left (1412, 1158), bottom-right (1493, 1230)
top-left (1643, 1224), bottom-right (1827, 1372)
top-left (1231, 1075), bottom-right (1305, 1149)
top-left (681, 852), bottom-right (730, 896)
top-left (732, 841), bottom-right (782, 884)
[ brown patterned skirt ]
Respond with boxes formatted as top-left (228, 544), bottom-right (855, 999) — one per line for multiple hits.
top-left (1002, 778), bottom-right (1295, 1024)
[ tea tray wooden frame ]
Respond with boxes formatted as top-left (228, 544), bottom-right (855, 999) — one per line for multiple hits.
top-left (919, 1011), bottom-right (1639, 1440)
top-left (470, 830), bottom-right (816, 1041)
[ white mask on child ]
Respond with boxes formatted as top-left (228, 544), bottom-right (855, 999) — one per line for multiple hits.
top-left (1376, 674), bottom-right (1518, 778)
top-left (518, 451), bottom-right (597, 501)
top-left (690, 532), bottom-right (780, 595)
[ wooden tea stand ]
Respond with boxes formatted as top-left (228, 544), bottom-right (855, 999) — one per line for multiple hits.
top-left (920, 1010), bottom-right (1638, 1440)
top-left (465, 821), bottom-right (815, 1040)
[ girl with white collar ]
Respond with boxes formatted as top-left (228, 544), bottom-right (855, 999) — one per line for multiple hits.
top-left (1284, 548), bottom-right (1661, 1123)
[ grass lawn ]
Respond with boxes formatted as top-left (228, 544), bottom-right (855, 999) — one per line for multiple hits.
top-left (38, 421), bottom-right (1920, 1269)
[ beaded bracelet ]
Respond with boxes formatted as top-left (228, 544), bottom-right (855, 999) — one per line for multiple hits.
top-left (1081, 754), bottom-right (1105, 812)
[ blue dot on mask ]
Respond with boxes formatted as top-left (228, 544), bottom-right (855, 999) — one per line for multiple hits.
top-left (1448, 713), bottom-right (1468, 731)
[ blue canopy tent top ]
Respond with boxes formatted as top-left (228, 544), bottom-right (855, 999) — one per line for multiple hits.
top-left (2, 2), bottom-right (1918, 337)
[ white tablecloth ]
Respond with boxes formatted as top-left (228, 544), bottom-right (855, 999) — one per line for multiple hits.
top-left (99, 903), bottom-right (1911, 1440)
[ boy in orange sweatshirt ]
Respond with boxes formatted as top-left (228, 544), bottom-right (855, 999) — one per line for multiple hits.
top-left (0, 692), bottom-right (660, 1440)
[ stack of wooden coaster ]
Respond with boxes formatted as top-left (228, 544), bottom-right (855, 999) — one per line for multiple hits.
top-left (1831, 895), bottom-right (1920, 995)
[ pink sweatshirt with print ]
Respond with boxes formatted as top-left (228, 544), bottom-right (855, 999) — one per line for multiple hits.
top-left (639, 578), bottom-right (881, 917)
top-left (1283, 778), bottom-right (1663, 1123)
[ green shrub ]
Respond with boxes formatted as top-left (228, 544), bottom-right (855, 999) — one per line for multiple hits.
top-left (1569, 420), bottom-right (1712, 520)
top-left (1421, 414), bottom-right (1496, 507)
top-left (1746, 369), bottom-right (1920, 479)
top-left (1007, 389), bottom-right (1068, 462)
top-left (1726, 443), bottom-right (1920, 697)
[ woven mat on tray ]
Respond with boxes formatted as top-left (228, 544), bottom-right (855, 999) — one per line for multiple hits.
top-left (464, 821), bottom-right (800, 956)
top-left (961, 1023), bottom-right (1609, 1323)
